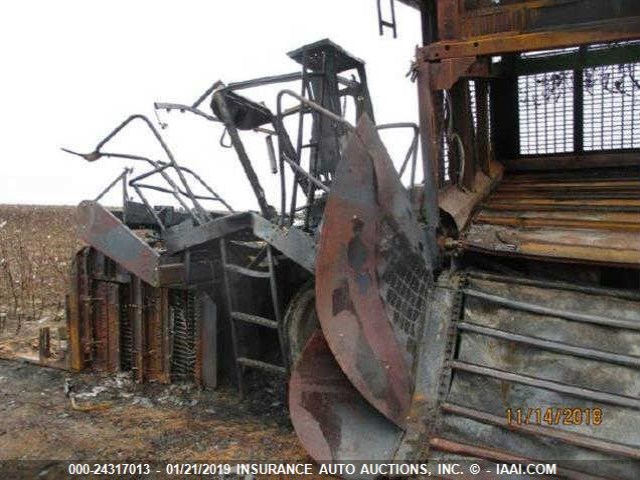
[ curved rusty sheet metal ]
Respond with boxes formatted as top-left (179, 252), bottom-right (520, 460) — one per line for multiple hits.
top-left (315, 115), bottom-right (432, 427)
top-left (289, 331), bottom-right (402, 468)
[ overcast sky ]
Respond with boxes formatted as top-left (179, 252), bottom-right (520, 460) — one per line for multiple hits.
top-left (1, 0), bottom-right (422, 211)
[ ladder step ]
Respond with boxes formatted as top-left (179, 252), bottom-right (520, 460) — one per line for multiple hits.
top-left (231, 312), bottom-right (278, 329)
top-left (236, 357), bottom-right (286, 375)
top-left (225, 263), bottom-right (271, 278)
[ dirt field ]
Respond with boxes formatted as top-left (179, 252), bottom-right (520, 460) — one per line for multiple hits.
top-left (0, 205), bottom-right (329, 479)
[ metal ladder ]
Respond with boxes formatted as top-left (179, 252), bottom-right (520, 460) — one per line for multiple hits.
top-left (220, 239), bottom-right (286, 396)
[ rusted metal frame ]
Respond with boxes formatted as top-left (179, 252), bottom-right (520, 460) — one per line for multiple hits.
top-left (376, 123), bottom-right (420, 188)
top-left (435, 0), bottom-right (460, 41)
top-left (428, 56), bottom-right (492, 91)
top-left (467, 270), bottom-right (640, 301)
top-left (454, 0), bottom-right (640, 39)
top-left (68, 252), bottom-right (84, 371)
top-left (302, 53), bottom-right (328, 231)
top-left (425, 274), bottom-right (467, 459)
top-left (440, 402), bottom-right (640, 460)
top-left (428, 437), bottom-right (611, 480)
top-left (80, 249), bottom-right (94, 367)
top-left (450, 360), bottom-right (640, 409)
top-left (463, 288), bottom-right (640, 331)
top-left (133, 183), bottom-right (219, 203)
top-left (423, 15), bottom-right (640, 60)
top-left (94, 167), bottom-right (132, 202)
top-left (63, 133), bottom-right (208, 225)
top-left (213, 91), bottom-right (273, 219)
top-left (251, 214), bottom-right (316, 274)
top-left (480, 203), bottom-right (640, 213)
top-left (458, 321), bottom-right (640, 368)
top-left (131, 184), bottom-right (166, 231)
top-left (512, 43), bottom-right (640, 76)
top-left (129, 161), bottom-right (233, 212)
top-left (275, 89), bottom-right (351, 220)
top-left (288, 56), bottom-right (312, 226)
top-left (93, 115), bottom-right (210, 222)
top-left (377, 0), bottom-right (398, 38)
top-left (168, 165), bottom-right (234, 212)
top-left (416, 53), bottom-right (442, 266)
top-left (280, 155), bottom-right (330, 193)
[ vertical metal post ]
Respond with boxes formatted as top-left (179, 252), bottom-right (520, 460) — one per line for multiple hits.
top-left (416, 59), bottom-right (441, 267)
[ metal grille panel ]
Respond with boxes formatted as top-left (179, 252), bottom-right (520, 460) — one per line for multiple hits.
top-left (583, 63), bottom-right (640, 151)
top-left (518, 71), bottom-right (574, 155)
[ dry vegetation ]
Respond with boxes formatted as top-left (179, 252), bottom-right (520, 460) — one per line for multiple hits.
top-left (0, 205), bottom-right (81, 357)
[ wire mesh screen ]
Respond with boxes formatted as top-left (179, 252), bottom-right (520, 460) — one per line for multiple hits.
top-left (583, 63), bottom-right (640, 151)
top-left (518, 71), bottom-right (574, 155)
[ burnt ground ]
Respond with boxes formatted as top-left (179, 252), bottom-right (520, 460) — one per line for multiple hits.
top-left (0, 358), bottom-right (331, 479)
top-left (0, 206), bottom-right (332, 479)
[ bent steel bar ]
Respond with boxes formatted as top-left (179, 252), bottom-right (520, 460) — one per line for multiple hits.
top-left (376, 122), bottom-right (420, 186)
top-left (94, 167), bottom-right (132, 202)
top-left (94, 115), bottom-right (210, 222)
top-left (153, 102), bottom-right (220, 123)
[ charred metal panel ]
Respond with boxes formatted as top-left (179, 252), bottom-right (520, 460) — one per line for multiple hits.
top-left (289, 331), bottom-right (403, 464)
top-left (163, 212), bottom-right (316, 273)
top-left (77, 201), bottom-right (160, 286)
top-left (143, 287), bottom-right (170, 383)
top-left (406, 271), bottom-right (640, 478)
top-left (422, 0), bottom-right (640, 60)
top-left (462, 168), bottom-right (640, 267)
top-left (199, 293), bottom-right (218, 389)
top-left (315, 116), bottom-right (432, 427)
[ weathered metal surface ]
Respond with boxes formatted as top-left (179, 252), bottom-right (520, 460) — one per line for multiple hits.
top-left (397, 271), bottom-right (640, 479)
top-left (289, 331), bottom-right (402, 465)
top-left (439, 159), bottom-right (503, 233)
top-left (462, 169), bottom-right (640, 267)
top-left (77, 201), bottom-right (160, 286)
top-left (163, 212), bottom-right (316, 273)
top-left (420, 1), bottom-right (640, 60)
top-left (199, 293), bottom-right (218, 389)
top-left (315, 115), bottom-right (431, 427)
